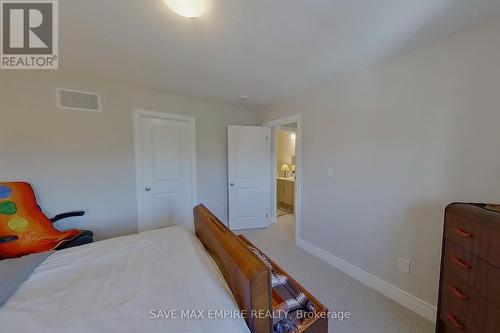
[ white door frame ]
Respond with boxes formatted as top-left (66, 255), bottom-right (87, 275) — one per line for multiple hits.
top-left (133, 108), bottom-right (198, 231)
top-left (264, 114), bottom-right (302, 245)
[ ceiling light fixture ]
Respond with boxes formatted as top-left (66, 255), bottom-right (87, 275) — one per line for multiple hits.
top-left (164, 0), bottom-right (208, 18)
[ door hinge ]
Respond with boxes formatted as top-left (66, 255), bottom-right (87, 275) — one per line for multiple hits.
top-left (266, 213), bottom-right (269, 218)
top-left (266, 136), bottom-right (269, 141)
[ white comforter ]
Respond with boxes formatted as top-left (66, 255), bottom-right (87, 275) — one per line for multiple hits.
top-left (0, 226), bottom-right (250, 333)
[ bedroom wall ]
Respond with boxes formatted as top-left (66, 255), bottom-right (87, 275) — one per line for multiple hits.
top-left (0, 71), bottom-right (256, 240)
top-left (276, 130), bottom-right (296, 175)
top-left (257, 17), bottom-right (500, 308)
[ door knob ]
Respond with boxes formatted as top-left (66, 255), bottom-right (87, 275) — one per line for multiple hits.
top-left (230, 183), bottom-right (235, 186)
top-left (145, 187), bottom-right (151, 192)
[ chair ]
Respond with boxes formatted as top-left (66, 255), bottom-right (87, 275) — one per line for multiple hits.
top-left (0, 182), bottom-right (93, 259)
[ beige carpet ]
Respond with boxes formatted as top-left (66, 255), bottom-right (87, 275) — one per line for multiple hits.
top-left (242, 215), bottom-right (435, 333)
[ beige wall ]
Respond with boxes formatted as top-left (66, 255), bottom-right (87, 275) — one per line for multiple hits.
top-left (0, 71), bottom-right (256, 240)
top-left (276, 130), bottom-right (296, 175)
top-left (257, 17), bottom-right (500, 306)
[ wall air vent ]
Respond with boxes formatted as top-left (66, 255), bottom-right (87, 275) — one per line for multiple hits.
top-left (56, 88), bottom-right (102, 112)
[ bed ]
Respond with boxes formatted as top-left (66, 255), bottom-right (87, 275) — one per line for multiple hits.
top-left (0, 205), bottom-right (327, 333)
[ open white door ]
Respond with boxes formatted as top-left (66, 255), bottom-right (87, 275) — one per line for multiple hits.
top-left (228, 126), bottom-right (271, 230)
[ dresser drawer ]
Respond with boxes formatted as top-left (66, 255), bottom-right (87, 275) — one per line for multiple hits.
top-left (443, 241), bottom-right (500, 308)
top-left (445, 210), bottom-right (500, 268)
top-left (440, 289), bottom-right (474, 332)
top-left (441, 269), bottom-right (500, 332)
top-left (438, 320), bottom-right (477, 333)
top-left (479, 301), bottom-right (500, 333)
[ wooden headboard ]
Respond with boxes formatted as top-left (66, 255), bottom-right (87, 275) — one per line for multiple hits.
top-left (194, 205), bottom-right (272, 333)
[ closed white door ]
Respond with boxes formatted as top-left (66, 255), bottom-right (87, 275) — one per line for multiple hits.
top-left (228, 126), bottom-right (271, 230)
top-left (135, 111), bottom-right (196, 231)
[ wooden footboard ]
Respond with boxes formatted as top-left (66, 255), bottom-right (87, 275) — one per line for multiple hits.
top-left (239, 236), bottom-right (329, 333)
top-left (194, 205), bottom-right (273, 333)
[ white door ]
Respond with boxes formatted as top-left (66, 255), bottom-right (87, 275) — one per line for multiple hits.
top-left (135, 111), bottom-right (196, 232)
top-left (228, 126), bottom-right (271, 230)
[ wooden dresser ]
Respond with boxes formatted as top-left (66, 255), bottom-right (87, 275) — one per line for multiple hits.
top-left (436, 203), bottom-right (500, 333)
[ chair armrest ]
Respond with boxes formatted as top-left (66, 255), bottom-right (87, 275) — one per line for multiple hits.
top-left (50, 211), bottom-right (85, 223)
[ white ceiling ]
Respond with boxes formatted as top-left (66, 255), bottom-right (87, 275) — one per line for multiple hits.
top-left (61, 0), bottom-right (500, 108)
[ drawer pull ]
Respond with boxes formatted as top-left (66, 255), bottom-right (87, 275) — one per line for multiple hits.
top-left (447, 284), bottom-right (467, 299)
top-left (452, 228), bottom-right (473, 238)
top-left (446, 313), bottom-right (465, 330)
top-left (450, 256), bottom-right (471, 269)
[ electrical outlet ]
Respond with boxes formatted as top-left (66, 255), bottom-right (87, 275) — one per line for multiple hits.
top-left (398, 258), bottom-right (411, 274)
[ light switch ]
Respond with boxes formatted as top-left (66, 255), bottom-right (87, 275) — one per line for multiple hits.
top-left (327, 168), bottom-right (334, 177)
top-left (398, 258), bottom-right (411, 274)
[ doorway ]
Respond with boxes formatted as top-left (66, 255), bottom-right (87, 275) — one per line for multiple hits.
top-left (264, 115), bottom-right (302, 244)
top-left (134, 109), bottom-right (197, 232)
top-left (276, 125), bottom-right (296, 216)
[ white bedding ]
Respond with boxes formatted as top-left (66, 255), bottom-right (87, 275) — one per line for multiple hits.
top-left (0, 225), bottom-right (250, 333)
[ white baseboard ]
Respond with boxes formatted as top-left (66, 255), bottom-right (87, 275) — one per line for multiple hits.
top-left (297, 237), bottom-right (437, 323)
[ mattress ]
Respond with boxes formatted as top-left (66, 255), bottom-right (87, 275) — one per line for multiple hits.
top-left (0, 225), bottom-right (250, 333)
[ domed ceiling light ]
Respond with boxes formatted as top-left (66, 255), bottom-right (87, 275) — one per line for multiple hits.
top-left (164, 0), bottom-right (208, 18)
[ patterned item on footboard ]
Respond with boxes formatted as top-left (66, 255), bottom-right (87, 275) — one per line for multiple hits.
top-left (248, 246), bottom-right (317, 333)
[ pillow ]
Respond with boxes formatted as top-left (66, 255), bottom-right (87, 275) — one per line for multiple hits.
top-left (0, 251), bottom-right (53, 306)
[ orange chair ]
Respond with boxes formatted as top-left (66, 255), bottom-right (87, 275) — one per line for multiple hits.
top-left (0, 182), bottom-right (93, 259)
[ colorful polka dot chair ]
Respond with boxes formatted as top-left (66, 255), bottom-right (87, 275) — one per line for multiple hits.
top-left (0, 182), bottom-right (93, 259)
